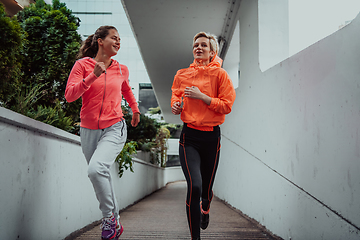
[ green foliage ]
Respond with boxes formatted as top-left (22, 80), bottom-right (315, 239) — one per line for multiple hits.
top-left (29, 100), bottom-right (74, 132)
top-left (150, 126), bottom-right (170, 167)
top-left (0, 3), bottom-right (23, 105)
top-left (122, 103), bottom-right (160, 145)
top-left (0, 0), bottom-right (81, 133)
top-left (9, 83), bottom-right (45, 116)
top-left (121, 102), bottom-right (173, 168)
top-left (157, 127), bottom-right (170, 167)
top-left (115, 141), bottom-right (137, 178)
top-left (161, 123), bottom-right (182, 138)
top-left (16, 0), bottom-right (82, 123)
top-left (9, 83), bottom-right (75, 132)
top-left (148, 106), bottom-right (161, 115)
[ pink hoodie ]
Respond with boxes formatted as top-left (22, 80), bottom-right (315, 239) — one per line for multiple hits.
top-left (65, 57), bottom-right (139, 130)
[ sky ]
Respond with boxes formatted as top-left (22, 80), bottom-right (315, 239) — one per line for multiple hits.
top-left (289, 0), bottom-right (360, 55)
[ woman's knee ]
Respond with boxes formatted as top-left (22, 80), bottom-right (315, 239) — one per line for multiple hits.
top-left (88, 162), bottom-right (108, 180)
top-left (190, 182), bottom-right (202, 199)
top-left (87, 164), bottom-right (97, 180)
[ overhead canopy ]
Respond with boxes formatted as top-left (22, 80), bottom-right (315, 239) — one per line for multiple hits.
top-left (121, 0), bottom-right (240, 123)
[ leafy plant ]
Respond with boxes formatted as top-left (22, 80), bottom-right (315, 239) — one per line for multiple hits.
top-left (9, 83), bottom-right (46, 116)
top-left (0, 3), bottom-right (23, 105)
top-left (161, 123), bottom-right (182, 138)
top-left (148, 106), bottom-right (161, 114)
top-left (153, 126), bottom-right (170, 167)
top-left (115, 141), bottom-right (138, 178)
top-left (30, 100), bottom-right (75, 132)
top-left (8, 83), bottom-right (76, 132)
top-left (16, 0), bottom-right (82, 124)
top-left (0, 0), bottom-right (82, 133)
top-left (122, 101), bottom-right (160, 146)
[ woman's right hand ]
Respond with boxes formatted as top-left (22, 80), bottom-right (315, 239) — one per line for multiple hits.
top-left (171, 102), bottom-right (182, 115)
top-left (93, 62), bottom-right (106, 77)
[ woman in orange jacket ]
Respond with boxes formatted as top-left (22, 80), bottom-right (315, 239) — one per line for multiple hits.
top-left (171, 32), bottom-right (236, 240)
top-left (65, 26), bottom-right (140, 240)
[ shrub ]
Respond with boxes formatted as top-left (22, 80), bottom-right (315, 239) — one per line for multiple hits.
top-left (16, 0), bottom-right (82, 124)
top-left (0, 3), bottom-right (23, 106)
top-left (115, 141), bottom-right (138, 178)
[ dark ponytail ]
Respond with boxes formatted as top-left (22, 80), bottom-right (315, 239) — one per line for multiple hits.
top-left (77, 25), bottom-right (118, 59)
top-left (77, 34), bottom-right (97, 59)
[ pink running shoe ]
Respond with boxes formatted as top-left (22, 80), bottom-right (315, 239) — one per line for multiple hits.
top-left (115, 215), bottom-right (124, 239)
top-left (100, 215), bottom-right (117, 240)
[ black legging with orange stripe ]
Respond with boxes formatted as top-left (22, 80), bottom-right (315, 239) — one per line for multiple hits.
top-left (179, 123), bottom-right (221, 239)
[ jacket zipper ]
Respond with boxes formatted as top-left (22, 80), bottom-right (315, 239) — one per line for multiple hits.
top-left (98, 71), bottom-right (107, 129)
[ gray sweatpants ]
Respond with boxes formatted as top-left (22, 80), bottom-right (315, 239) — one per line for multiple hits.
top-left (80, 120), bottom-right (127, 218)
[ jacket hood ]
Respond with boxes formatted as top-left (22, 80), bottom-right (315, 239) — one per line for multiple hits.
top-left (190, 55), bottom-right (223, 68)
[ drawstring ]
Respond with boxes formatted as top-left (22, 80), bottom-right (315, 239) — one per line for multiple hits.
top-left (120, 119), bottom-right (125, 137)
top-left (118, 63), bottom-right (122, 76)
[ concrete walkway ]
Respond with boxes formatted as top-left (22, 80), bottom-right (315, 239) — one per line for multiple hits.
top-left (69, 181), bottom-right (282, 240)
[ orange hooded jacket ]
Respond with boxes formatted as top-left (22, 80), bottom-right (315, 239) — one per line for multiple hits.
top-left (65, 57), bottom-right (139, 130)
top-left (171, 56), bottom-right (236, 131)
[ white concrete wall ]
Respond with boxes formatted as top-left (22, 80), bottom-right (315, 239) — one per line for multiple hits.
top-left (258, 0), bottom-right (289, 71)
top-left (164, 166), bottom-right (185, 184)
top-left (167, 138), bottom-right (180, 156)
top-left (215, 1), bottom-right (360, 239)
top-left (0, 107), bottom-right (184, 240)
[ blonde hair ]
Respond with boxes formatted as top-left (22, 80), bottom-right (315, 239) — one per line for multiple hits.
top-left (193, 32), bottom-right (219, 56)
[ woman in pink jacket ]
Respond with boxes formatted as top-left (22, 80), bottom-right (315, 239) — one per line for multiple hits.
top-left (65, 25), bottom-right (140, 240)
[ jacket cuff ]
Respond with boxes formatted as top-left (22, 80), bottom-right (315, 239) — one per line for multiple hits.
top-left (82, 72), bottom-right (98, 88)
top-left (130, 104), bottom-right (140, 114)
top-left (208, 98), bottom-right (217, 110)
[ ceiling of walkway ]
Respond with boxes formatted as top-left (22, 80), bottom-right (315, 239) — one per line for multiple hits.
top-left (121, 0), bottom-right (240, 124)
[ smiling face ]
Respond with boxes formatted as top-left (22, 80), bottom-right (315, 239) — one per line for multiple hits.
top-left (193, 37), bottom-right (215, 65)
top-left (98, 29), bottom-right (121, 57)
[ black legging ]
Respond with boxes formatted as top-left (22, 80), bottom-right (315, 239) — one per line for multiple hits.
top-left (179, 124), bottom-right (221, 239)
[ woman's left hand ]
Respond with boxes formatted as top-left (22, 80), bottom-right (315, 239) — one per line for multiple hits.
top-left (184, 86), bottom-right (212, 105)
top-left (184, 86), bottom-right (202, 99)
top-left (131, 112), bottom-right (140, 127)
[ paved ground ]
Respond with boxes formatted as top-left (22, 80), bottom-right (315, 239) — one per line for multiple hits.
top-left (69, 181), bottom-right (282, 240)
